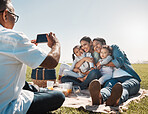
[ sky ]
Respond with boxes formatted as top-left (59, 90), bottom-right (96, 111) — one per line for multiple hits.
top-left (12, 0), bottom-right (148, 63)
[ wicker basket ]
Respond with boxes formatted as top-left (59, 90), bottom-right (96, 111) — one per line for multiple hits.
top-left (31, 67), bottom-right (56, 88)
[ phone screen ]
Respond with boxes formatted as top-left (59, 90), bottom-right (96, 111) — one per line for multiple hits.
top-left (36, 34), bottom-right (48, 43)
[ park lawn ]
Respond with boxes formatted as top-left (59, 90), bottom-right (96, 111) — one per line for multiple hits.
top-left (26, 64), bottom-right (148, 114)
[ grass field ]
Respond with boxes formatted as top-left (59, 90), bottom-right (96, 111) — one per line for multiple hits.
top-left (26, 64), bottom-right (148, 114)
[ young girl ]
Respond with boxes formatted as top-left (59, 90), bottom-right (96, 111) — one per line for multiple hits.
top-left (58, 45), bottom-right (94, 81)
top-left (96, 45), bottom-right (113, 85)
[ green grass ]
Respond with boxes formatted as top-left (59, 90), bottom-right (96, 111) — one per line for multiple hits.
top-left (26, 64), bottom-right (148, 114)
top-left (52, 107), bottom-right (99, 114)
top-left (125, 96), bottom-right (148, 114)
top-left (26, 66), bottom-right (32, 82)
top-left (132, 64), bottom-right (148, 90)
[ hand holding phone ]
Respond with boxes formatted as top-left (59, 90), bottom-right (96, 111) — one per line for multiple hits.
top-left (46, 32), bottom-right (57, 48)
top-left (36, 34), bottom-right (48, 43)
top-left (36, 32), bottom-right (59, 48)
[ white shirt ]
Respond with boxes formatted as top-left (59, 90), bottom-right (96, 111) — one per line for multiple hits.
top-left (0, 25), bottom-right (48, 114)
top-left (70, 52), bottom-right (94, 73)
top-left (99, 66), bottom-right (113, 85)
top-left (113, 68), bottom-right (132, 78)
top-left (99, 55), bottom-right (113, 85)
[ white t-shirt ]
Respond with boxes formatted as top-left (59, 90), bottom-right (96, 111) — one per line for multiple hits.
top-left (70, 52), bottom-right (94, 73)
top-left (98, 55), bottom-right (113, 85)
top-left (113, 68), bottom-right (132, 78)
top-left (0, 25), bottom-right (48, 114)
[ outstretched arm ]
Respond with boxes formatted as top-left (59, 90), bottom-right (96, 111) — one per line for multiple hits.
top-left (40, 32), bottom-right (60, 69)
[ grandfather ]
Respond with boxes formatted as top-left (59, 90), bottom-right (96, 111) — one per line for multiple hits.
top-left (0, 0), bottom-right (65, 113)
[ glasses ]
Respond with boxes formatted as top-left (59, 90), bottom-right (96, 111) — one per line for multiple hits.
top-left (8, 11), bottom-right (19, 23)
top-left (0, 10), bottom-right (19, 23)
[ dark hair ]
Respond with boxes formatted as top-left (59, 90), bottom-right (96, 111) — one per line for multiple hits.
top-left (101, 45), bottom-right (112, 55)
top-left (93, 37), bottom-right (106, 45)
top-left (0, 0), bottom-right (11, 11)
top-left (72, 45), bottom-right (80, 61)
top-left (72, 54), bottom-right (75, 61)
top-left (80, 36), bottom-right (91, 43)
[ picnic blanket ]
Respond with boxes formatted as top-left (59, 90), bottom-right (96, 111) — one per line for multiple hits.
top-left (62, 89), bottom-right (148, 113)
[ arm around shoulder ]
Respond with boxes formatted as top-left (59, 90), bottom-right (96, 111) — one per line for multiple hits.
top-left (74, 57), bottom-right (86, 68)
top-left (110, 45), bottom-right (127, 68)
top-left (100, 55), bottom-right (112, 65)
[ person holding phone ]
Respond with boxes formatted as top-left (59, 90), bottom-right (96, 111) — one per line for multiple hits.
top-left (0, 0), bottom-right (65, 114)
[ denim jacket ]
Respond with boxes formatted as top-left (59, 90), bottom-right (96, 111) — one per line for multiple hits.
top-left (111, 45), bottom-right (141, 82)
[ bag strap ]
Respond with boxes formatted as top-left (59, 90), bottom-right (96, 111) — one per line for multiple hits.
top-left (43, 68), bottom-right (45, 80)
top-left (36, 69), bottom-right (38, 80)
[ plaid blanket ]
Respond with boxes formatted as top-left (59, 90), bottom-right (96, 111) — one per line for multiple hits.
top-left (62, 89), bottom-right (148, 113)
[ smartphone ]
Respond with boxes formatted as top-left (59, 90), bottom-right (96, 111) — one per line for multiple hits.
top-left (36, 34), bottom-right (48, 43)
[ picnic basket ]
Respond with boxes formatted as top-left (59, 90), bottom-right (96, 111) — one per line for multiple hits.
top-left (31, 67), bottom-right (56, 88)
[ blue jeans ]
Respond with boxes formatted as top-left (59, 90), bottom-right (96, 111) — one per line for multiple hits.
top-left (27, 91), bottom-right (65, 114)
top-left (23, 82), bottom-right (65, 114)
top-left (100, 76), bottom-right (140, 104)
top-left (61, 69), bottom-right (102, 90)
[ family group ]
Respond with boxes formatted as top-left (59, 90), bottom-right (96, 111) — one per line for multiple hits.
top-left (0, 0), bottom-right (141, 114)
top-left (58, 36), bottom-right (141, 106)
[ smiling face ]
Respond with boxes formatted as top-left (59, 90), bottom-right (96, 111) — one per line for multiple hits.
top-left (74, 47), bottom-right (83, 57)
top-left (100, 48), bottom-right (110, 59)
top-left (80, 40), bottom-right (91, 53)
top-left (93, 40), bottom-right (103, 53)
top-left (79, 48), bottom-right (84, 54)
